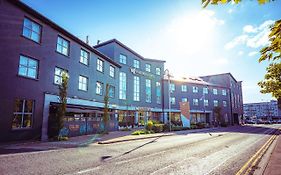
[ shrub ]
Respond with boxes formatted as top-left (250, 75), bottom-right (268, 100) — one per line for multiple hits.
top-left (146, 120), bottom-right (153, 131)
top-left (131, 129), bottom-right (154, 135)
top-left (153, 124), bottom-right (165, 133)
top-left (196, 123), bottom-right (206, 129)
top-left (190, 124), bottom-right (197, 129)
top-left (120, 127), bottom-right (131, 131)
top-left (172, 126), bottom-right (190, 131)
top-left (220, 122), bottom-right (228, 127)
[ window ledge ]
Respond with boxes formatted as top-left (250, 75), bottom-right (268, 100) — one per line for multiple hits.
top-left (17, 74), bottom-right (39, 81)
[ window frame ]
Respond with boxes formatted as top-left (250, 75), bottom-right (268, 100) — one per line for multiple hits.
top-left (119, 54), bottom-right (127, 64)
top-left (96, 58), bottom-right (104, 73)
top-left (78, 75), bottom-right (88, 91)
top-left (96, 81), bottom-right (103, 95)
top-left (18, 55), bottom-right (39, 80)
top-left (145, 63), bottom-right (151, 72)
top-left (54, 67), bottom-right (68, 85)
top-left (80, 49), bottom-right (90, 66)
top-left (22, 17), bottom-right (42, 44)
top-left (181, 85), bottom-right (187, 92)
top-left (12, 99), bottom-right (34, 129)
top-left (133, 76), bottom-right (140, 101)
top-left (192, 86), bottom-right (198, 93)
top-left (133, 59), bottom-right (140, 69)
top-left (156, 67), bottom-right (161, 75)
top-left (109, 65), bottom-right (115, 78)
top-left (145, 79), bottom-right (152, 103)
top-left (193, 98), bottom-right (199, 106)
top-left (56, 35), bottom-right (70, 56)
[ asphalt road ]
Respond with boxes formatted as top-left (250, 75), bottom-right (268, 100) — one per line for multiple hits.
top-left (0, 124), bottom-right (280, 175)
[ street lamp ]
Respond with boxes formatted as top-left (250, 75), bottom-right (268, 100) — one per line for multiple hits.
top-left (164, 69), bottom-right (172, 132)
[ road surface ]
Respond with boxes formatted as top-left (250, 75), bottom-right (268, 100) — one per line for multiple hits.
top-left (0, 124), bottom-right (279, 175)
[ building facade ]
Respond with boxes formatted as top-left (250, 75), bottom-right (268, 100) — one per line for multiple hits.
top-left (0, 0), bottom-right (244, 142)
top-left (243, 100), bottom-right (281, 120)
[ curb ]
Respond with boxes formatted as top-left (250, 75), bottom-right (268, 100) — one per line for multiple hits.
top-left (98, 133), bottom-right (174, 144)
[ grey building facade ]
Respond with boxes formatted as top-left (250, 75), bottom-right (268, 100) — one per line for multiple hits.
top-left (0, 0), bottom-right (244, 142)
top-left (243, 100), bottom-right (281, 120)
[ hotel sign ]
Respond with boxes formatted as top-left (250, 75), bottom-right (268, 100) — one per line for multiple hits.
top-left (129, 68), bottom-right (155, 79)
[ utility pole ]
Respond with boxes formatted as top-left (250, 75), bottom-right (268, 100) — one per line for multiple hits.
top-left (165, 69), bottom-right (172, 132)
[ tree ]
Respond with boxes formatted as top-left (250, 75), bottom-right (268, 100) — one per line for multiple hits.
top-left (57, 72), bottom-right (69, 138)
top-left (258, 63), bottom-right (281, 108)
top-left (202, 0), bottom-right (274, 8)
top-left (213, 106), bottom-right (223, 126)
top-left (103, 83), bottom-right (110, 133)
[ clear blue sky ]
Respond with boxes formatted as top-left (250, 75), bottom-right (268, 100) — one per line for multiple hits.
top-left (22, 0), bottom-right (281, 103)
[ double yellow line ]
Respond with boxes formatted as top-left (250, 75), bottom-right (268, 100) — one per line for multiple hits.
top-left (236, 129), bottom-right (279, 175)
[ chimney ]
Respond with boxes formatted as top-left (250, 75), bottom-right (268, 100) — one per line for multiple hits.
top-left (97, 40), bottom-right (100, 45)
top-left (86, 35), bottom-right (89, 44)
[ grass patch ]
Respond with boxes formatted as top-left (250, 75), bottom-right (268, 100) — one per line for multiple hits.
top-left (131, 130), bottom-right (155, 135)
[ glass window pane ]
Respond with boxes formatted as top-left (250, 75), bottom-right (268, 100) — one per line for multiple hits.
top-left (27, 68), bottom-right (36, 78)
top-left (19, 66), bottom-right (27, 76)
top-left (57, 37), bottom-right (63, 45)
top-left (32, 23), bottom-right (40, 33)
top-left (24, 100), bottom-right (33, 113)
top-left (20, 56), bottom-right (28, 66)
top-left (22, 114), bottom-right (32, 128)
top-left (14, 99), bottom-right (23, 112)
top-left (12, 114), bottom-right (22, 129)
top-left (31, 33), bottom-right (39, 42)
top-left (62, 47), bottom-right (68, 55)
top-left (28, 59), bottom-right (37, 68)
top-left (23, 18), bottom-right (32, 29)
top-left (23, 28), bottom-right (32, 38)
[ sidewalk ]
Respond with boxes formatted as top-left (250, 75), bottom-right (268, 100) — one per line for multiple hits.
top-left (262, 130), bottom-right (281, 175)
top-left (0, 127), bottom-right (218, 155)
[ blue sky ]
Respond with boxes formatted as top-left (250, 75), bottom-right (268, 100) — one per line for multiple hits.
top-left (22, 0), bottom-right (281, 103)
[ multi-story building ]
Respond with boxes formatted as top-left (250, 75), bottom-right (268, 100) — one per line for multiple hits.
top-left (0, 0), bottom-right (243, 142)
top-left (244, 100), bottom-right (281, 120)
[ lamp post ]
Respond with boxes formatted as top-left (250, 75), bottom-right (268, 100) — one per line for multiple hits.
top-left (164, 69), bottom-right (172, 132)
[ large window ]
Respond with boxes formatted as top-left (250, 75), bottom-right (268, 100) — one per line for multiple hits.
top-left (134, 59), bottom-right (140, 68)
top-left (78, 75), bottom-right (88, 91)
top-left (97, 58), bottom-right (104, 72)
top-left (170, 83), bottom-right (175, 93)
top-left (204, 99), bottom-right (209, 106)
top-left (192, 86), bottom-right (198, 93)
top-left (96, 81), bottom-right (103, 95)
top-left (193, 99), bottom-right (199, 106)
top-left (18, 55), bottom-right (38, 79)
top-left (56, 36), bottom-right (70, 56)
top-left (182, 98), bottom-right (188, 102)
top-left (156, 67), bottom-right (161, 75)
top-left (170, 97), bottom-right (176, 105)
top-left (145, 64), bottom-right (151, 72)
top-left (214, 100), bottom-right (219, 107)
top-left (54, 67), bottom-right (68, 85)
top-left (203, 87), bottom-right (208, 94)
top-left (222, 89), bottom-right (227, 96)
top-left (80, 49), bottom-right (89, 65)
top-left (119, 54), bottom-right (127, 64)
top-left (119, 72), bottom-right (126, 99)
top-left (145, 79), bottom-right (152, 103)
top-left (213, 89), bottom-right (218, 95)
top-left (22, 18), bottom-right (41, 43)
top-left (181, 85), bottom-right (187, 92)
top-left (156, 82), bottom-right (161, 104)
top-left (223, 100), bottom-right (227, 107)
top-left (109, 85), bottom-right (115, 98)
top-left (12, 99), bottom-right (33, 129)
top-left (109, 66), bottom-right (115, 78)
top-left (133, 76), bottom-right (140, 101)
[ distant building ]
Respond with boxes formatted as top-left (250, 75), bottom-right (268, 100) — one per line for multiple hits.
top-left (243, 100), bottom-right (281, 120)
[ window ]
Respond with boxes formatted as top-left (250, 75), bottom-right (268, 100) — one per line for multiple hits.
top-left (193, 99), bottom-right (199, 106)
top-left (213, 89), bottom-right (218, 95)
top-left (214, 100), bottom-right (219, 107)
top-left (156, 82), bottom-right (161, 104)
top-left (204, 99), bottom-right (209, 106)
top-left (97, 58), bottom-right (104, 72)
top-left (222, 89), bottom-right (227, 96)
top-left (203, 87), bottom-right (208, 94)
top-left (109, 66), bottom-right (115, 78)
top-left (18, 55), bottom-right (38, 79)
top-left (96, 81), bottom-right (103, 95)
top-left (181, 85), bottom-right (187, 92)
top-left (133, 76), bottom-right (140, 101)
top-left (119, 72), bottom-right (126, 99)
top-left (192, 86), bottom-right (198, 93)
top-left (145, 79), bottom-right (152, 103)
top-left (170, 83), bottom-right (175, 93)
top-left (22, 18), bottom-right (41, 43)
top-left (56, 36), bottom-right (70, 56)
top-left (109, 85), bottom-right (115, 98)
top-left (12, 99), bottom-right (33, 129)
top-left (78, 75), bottom-right (88, 91)
top-left (170, 97), bottom-right (176, 105)
top-left (223, 100), bottom-right (227, 107)
top-left (145, 64), bottom-right (151, 72)
top-left (156, 67), bottom-right (161, 75)
top-left (54, 67), bottom-right (68, 85)
top-left (182, 98), bottom-right (188, 102)
top-left (134, 59), bottom-right (140, 68)
top-left (119, 54), bottom-right (127, 64)
top-left (80, 49), bottom-right (89, 65)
